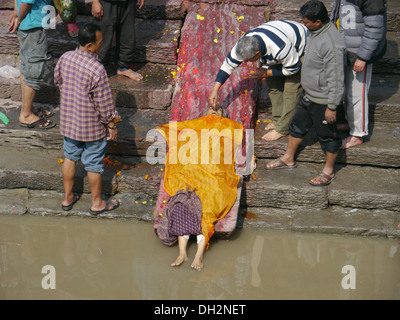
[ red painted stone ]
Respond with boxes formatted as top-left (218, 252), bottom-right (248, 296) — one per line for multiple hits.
top-left (170, 2), bottom-right (267, 130)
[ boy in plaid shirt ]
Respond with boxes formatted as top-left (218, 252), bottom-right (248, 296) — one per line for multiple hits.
top-left (54, 23), bottom-right (121, 215)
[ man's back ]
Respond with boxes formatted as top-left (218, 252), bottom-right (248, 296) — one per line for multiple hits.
top-left (54, 48), bottom-right (116, 142)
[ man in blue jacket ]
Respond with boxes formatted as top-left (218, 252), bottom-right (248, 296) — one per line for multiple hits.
top-left (331, 0), bottom-right (387, 149)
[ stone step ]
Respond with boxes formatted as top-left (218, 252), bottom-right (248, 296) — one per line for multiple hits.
top-left (239, 206), bottom-right (400, 239)
top-left (373, 32), bottom-right (400, 75)
top-left (0, 0), bottom-right (188, 20)
top-left (254, 120), bottom-right (400, 168)
top-left (1, 102), bottom-right (400, 168)
top-left (258, 74), bottom-right (400, 124)
top-left (0, 146), bottom-right (398, 216)
top-left (0, 188), bottom-right (398, 239)
top-left (272, 0), bottom-right (399, 33)
top-left (0, 10), bottom-right (182, 64)
top-left (76, 0), bottom-right (188, 20)
top-left (0, 61), bottom-right (176, 107)
top-left (0, 103), bottom-right (171, 155)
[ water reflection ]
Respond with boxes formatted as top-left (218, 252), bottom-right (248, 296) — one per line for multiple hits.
top-left (0, 214), bottom-right (399, 300)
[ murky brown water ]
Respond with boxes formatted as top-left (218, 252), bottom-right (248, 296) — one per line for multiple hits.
top-left (0, 214), bottom-right (399, 300)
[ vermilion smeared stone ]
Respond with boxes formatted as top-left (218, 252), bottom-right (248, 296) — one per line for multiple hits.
top-left (170, 2), bottom-right (267, 129)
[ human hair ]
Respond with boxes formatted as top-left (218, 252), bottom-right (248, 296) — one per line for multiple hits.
top-left (236, 36), bottom-right (260, 61)
top-left (78, 23), bottom-right (102, 46)
top-left (300, 0), bottom-right (329, 23)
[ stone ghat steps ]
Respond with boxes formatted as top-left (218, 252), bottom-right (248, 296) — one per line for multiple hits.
top-left (0, 147), bottom-right (399, 239)
top-left (272, 0), bottom-right (400, 33)
top-left (0, 10), bottom-right (182, 64)
top-left (1, 188), bottom-right (399, 239)
top-left (1, 146), bottom-right (399, 213)
top-left (1, 102), bottom-right (400, 168)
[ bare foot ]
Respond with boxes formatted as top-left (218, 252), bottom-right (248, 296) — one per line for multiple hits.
top-left (117, 69), bottom-right (143, 82)
top-left (191, 238), bottom-right (206, 271)
top-left (262, 129), bottom-right (287, 141)
top-left (191, 254), bottom-right (204, 271)
top-left (341, 136), bottom-right (363, 149)
top-left (19, 113), bottom-right (40, 125)
top-left (265, 122), bottom-right (276, 131)
top-left (171, 236), bottom-right (189, 267)
top-left (171, 253), bottom-right (188, 267)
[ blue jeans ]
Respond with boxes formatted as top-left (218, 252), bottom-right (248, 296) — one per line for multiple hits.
top-left (63, 137), bottom-right (107, 174)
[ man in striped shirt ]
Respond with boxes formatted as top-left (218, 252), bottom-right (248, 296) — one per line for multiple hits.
top-left (209, 20), bottom-right (309, 141)
top-left (54, 23), bottom-right (121, 215)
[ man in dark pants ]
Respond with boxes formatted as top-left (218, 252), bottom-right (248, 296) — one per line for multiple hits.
top-left (266, 0), bottom-right (346, 186)
top-left (92, 0), bottom-right (145, 81)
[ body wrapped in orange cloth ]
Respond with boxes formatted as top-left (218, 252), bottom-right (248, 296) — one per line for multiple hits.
top-left (156, 114), bottom-right (244, 249)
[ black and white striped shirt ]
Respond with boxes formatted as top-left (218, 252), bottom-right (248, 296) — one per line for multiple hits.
top-left (216, 20), bottom-right (309, 84)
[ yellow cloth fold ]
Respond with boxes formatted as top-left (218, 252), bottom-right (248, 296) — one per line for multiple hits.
top-left (157, 115), bottom-right (243, 248)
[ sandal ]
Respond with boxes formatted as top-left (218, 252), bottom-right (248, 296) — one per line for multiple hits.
top-left (19, 118), bottom-right (56, 130)
top-left (266, 158), bottom-right (297, 170)
top-left (61, 194), bottom-right (80, 211)
top-left (66, 22), bottom-right (79, 38)
top-left (34, 108), bottom-right (54, 118)
top-left (309, 171), bottom-right (336, 186)
top-left (89, 199), bottom-right (120, 216)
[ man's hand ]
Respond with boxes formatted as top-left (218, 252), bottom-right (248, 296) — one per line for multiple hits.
top-left (353, 58), bottom-right (366, 73)
top-left (92, 0), bottom-right (104, 19)
top-left (325, 108), bottom-right (336, 124)
top-left (107, 126), bottom-right (118, 141)
top-left (209, 82), bottom-right (222, 109)
top-left (249, 68), bottom-right (270, 80)
top-left (138, 0), bottom-right (146, 9)
top-left (8, 12), bottom-right (20, 33)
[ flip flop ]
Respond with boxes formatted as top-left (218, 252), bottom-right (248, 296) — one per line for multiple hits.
top-left (19, 118), bottom-right (56, 130)
top-left (309, 171), bottom-right (336, 186)
top-left (89, 199), bottom-right (120, 216)
top-left (34, 108), bottom-right (54, 118)
top-left (266, 158), bottom-right (298, 170)
top-left (61, 194), bottom-right (80, 211)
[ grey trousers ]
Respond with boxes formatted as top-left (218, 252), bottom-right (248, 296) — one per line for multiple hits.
top-left (17, 28), bottom-right (48, 91)
top-left (96, 0), bottom-right (137, 70)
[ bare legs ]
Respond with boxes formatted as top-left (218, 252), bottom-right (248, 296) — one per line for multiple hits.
top-left (171, 236), bottom-right (188, 267)
top-left (19, 76), bottom-right (39, 125)
top-left (171, 235), bottom-right (206, 271)
top-left (61, 158), bottom-right (119, 211)
top-left (19, 76), bottom-right (53, 127)
top-left (266, 135), bottom-right (338, 184)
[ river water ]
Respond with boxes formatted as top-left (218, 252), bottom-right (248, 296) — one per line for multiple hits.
top-left (0, 214), bottom-right (399, 300)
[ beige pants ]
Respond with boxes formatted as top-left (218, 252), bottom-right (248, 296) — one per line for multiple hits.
top-left (265, 69), bottom-right (303, 135)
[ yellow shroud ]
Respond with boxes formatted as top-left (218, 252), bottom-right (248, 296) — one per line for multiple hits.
top-left (157, 115), bottom-right (243, 248)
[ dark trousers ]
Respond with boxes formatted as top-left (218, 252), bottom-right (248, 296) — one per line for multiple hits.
top-left (289, 94), bottom-right (342, 154)
top-left (96, 0), bottom-right (137, 70)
